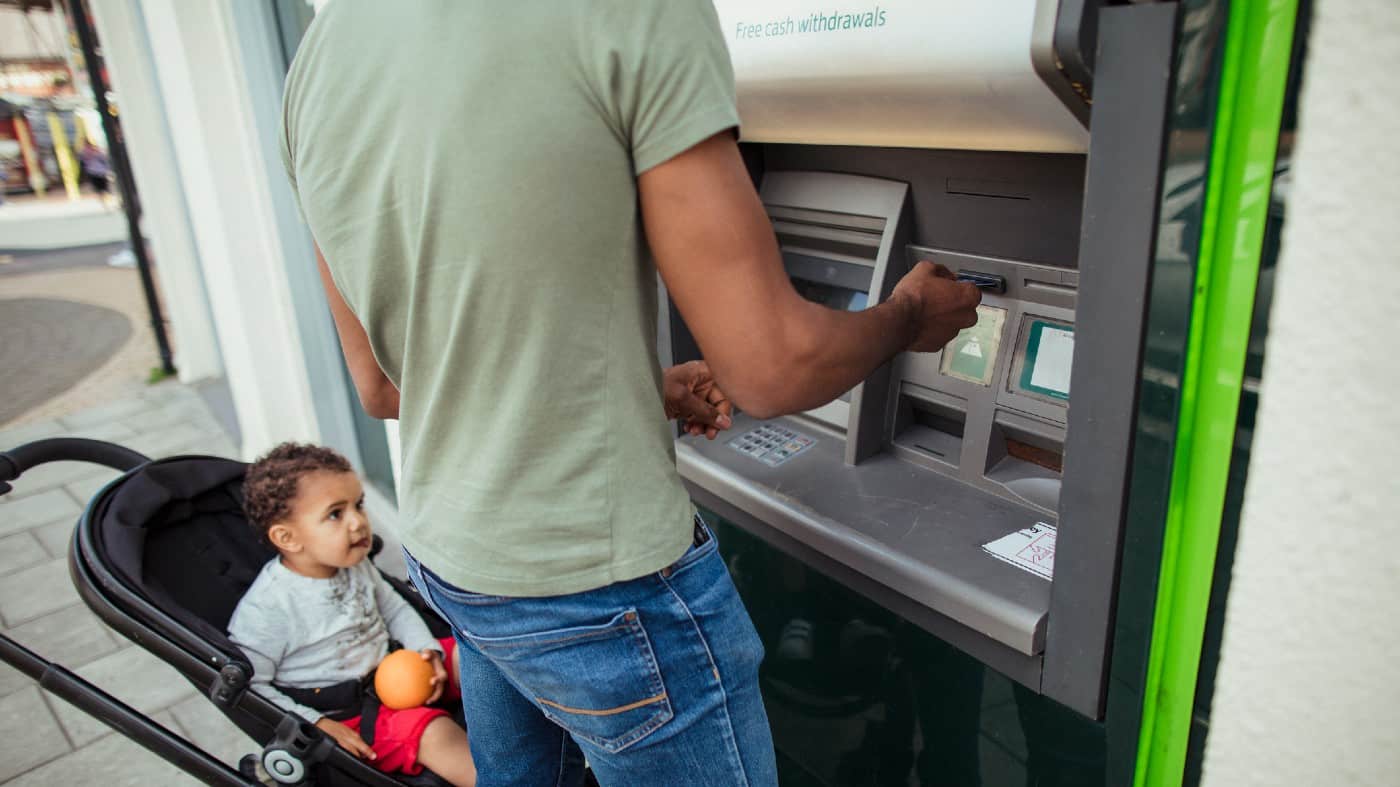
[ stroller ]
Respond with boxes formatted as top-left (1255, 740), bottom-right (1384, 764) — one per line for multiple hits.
top-left (0, 437), bottom-right (465, 786)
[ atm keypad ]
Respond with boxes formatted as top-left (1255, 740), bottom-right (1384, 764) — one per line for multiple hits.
top-left (728, 424), bottom-right (815, 467)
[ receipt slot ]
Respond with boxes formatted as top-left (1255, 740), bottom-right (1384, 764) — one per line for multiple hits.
top-left (660, 0), bottom-right (1180, 723)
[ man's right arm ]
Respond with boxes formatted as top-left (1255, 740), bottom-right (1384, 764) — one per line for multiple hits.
top-left (639, 132), bottom-right (982, 420)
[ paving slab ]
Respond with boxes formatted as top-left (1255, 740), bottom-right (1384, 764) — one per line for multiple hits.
top-left (0, 489), bottom-right (81, 539)
top-left (0, 379), bottom-right (243, 783)
top-left (29, 516), bottom-right (77, 559)
top-left (0, 532), bottom-right (47, 578)
top-left (128, 421), bottom-right (227, 460)
top-left (57, 397), bottom-right (159, 432)
top-left (0, 687), bottom-right (72, 782)
top-left (63, 474), bottom-right (121, 512)
top-left (140, 380), bottom-right (202, 407)
top-left (168, 694), bottom-right (257, 769)
top-left (48, 645), bottom-right (200, 748)
top-left (182, 435), bottom-right (240, 461)
top-left (63, 420), bottom-right (140, 444)
top-left (3, 604), bottom-right (123, 677)
top-left (0, 420), bottom-right (63, 450)
top-left (0, 660), bottom-right (29, 700)
top-left (0, 603), bottom-right (126, 701)
top-left (122, 401), bottom-right (215, 435)
top-left (6, 711), bottom-right (201, 787)
top-left (0, 559), bottom-right (81, 627)
top-left (0, 418), bottom-right (142, 459)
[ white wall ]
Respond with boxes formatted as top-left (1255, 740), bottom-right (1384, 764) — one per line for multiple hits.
top-left (1201, 2), bottom-right (1400, 785)
top-left (107, 0), bottom-right (322, 457)
top-left (88, 0), bottom-right (224, 385)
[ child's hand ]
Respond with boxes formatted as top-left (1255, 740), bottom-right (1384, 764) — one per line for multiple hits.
top-left (315, 717), bottom-right (377, 761)
top-left (421, 649), bottom-right (449, 705)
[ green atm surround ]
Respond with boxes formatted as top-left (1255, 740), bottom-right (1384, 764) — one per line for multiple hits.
top-left (657, 1), bottom-right (1302, 784)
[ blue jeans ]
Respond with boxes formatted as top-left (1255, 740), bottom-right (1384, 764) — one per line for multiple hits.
top-left (404, 519), bottom-right (777, 786)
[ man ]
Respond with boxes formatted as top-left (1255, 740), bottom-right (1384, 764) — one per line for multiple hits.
top-left (282, 2), bottom-right (980, 784)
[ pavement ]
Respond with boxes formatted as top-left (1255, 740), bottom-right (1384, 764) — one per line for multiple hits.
top-left (0, 382), bottom-right (250, 785)
top-left (0, 243), bottom-right (171, 430)
top-left (0, 239), bottom-right (252, 783)
top-left (0, 297), bottom-right (133, 424)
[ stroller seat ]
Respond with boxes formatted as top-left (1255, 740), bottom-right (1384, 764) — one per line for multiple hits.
top-left (71, 452), bottom-right (458, 787)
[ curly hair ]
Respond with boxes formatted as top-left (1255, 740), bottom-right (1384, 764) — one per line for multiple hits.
top-left (242, 442), bottom-right (354, 544)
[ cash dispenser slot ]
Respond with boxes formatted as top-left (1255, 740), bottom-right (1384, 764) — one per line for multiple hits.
top-left (891, 385), bottom-right (967, 471)
top-left (986, 411), bottom-right (1065, 515)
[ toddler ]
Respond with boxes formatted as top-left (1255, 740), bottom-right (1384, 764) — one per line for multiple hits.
top-left (229, 443), bottom-right (476, 786)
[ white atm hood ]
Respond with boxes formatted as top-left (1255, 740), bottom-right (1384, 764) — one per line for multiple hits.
top-left (712, 0), bottom-right (1090, 154)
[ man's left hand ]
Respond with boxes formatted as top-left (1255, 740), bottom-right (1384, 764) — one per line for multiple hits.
top-left (663, 361), bottom-right (733, 440)
top-left (421, 649), bottom-right (449, 705)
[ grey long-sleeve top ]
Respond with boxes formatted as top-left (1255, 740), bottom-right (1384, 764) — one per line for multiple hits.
top-left (227, 557), bottom-right (439, 722)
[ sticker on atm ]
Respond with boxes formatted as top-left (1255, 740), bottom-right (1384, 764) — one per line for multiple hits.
top-left (982, 522), bottom-right (1056, 580)
top-left (940, 305), bottom-right (1006, 386)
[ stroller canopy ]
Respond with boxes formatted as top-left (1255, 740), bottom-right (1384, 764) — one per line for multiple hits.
top-left (94, 456), bottom-right (272, 657)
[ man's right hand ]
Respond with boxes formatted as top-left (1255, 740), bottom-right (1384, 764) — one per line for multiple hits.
top-left (891, 261), bottom-right (983, 352)
top-left (642, 132), bottom-right (988, 417)
top-left (316, 716), bottom-right (377, 761)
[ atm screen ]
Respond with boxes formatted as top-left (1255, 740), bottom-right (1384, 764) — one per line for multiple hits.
top-left (1015, 319), bottom-right (1075, 401)
top-left (793, 278), bottom-right (870, 312)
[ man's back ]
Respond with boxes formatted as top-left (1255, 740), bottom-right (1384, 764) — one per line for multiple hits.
top-left (282, 0), bottom-right (738, 595)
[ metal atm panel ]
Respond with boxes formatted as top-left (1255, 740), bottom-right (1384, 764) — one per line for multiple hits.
top-left (757, 171), bottom-right (910, 464)
top-left (676, 172), bottom-right (1075, 660)
top-left (712, 0), bottom-right (1090, 153)
top-left (664, 2), bottom-right (1178, 720)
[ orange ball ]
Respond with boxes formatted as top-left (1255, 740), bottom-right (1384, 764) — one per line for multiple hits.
top-left (374, 649), bottom-right (435, 710)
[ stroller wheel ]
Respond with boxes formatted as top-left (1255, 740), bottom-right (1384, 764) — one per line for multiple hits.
top-left (261, 748), bottom-right (307, 785)
top-left (239, 753), bottom-right (278, 786)
top-left (258, 715), bottom-right (337, 785)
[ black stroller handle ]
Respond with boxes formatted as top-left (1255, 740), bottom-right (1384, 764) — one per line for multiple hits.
top-left (0, 438), bottom-right (150, 494)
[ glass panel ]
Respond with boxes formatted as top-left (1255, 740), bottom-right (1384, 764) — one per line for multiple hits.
top-left (265, 0), bottom-right (397, 503)
top-left (1105, 0), bottom-right (1232, 782)
top-left (270, 0), bottom-right (316, 64)
top-left (1182, 1), bottom-right (1312, 783)
top-left (707, 510), bottom-right (1106, 786)
top-left (793, 278), bottom-right (869, 312)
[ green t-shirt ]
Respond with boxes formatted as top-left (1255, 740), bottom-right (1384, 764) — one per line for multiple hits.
top-left (281, 0), bottom-right (738, 596)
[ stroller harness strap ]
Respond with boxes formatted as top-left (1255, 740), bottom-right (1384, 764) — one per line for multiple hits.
top-left (275, 673), bottom-right (382, 746)
top-left (273, 639), bottom-right (406, 746)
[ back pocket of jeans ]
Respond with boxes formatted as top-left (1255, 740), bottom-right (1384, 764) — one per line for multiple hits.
top-left (463, 608), bottom-right (672, 753)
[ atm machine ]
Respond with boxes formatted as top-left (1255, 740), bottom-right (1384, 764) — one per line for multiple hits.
top-left (661, 1), bottom-right (1180, 783)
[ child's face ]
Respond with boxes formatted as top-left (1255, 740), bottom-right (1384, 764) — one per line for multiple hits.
top-left (271, 470), bottom-right (374, 574)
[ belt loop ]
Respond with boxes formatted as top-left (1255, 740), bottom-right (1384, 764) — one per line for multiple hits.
top-left (403, 548), bottom-right (452, 624)
top-left (693, 516), bottom-right (712, 547)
